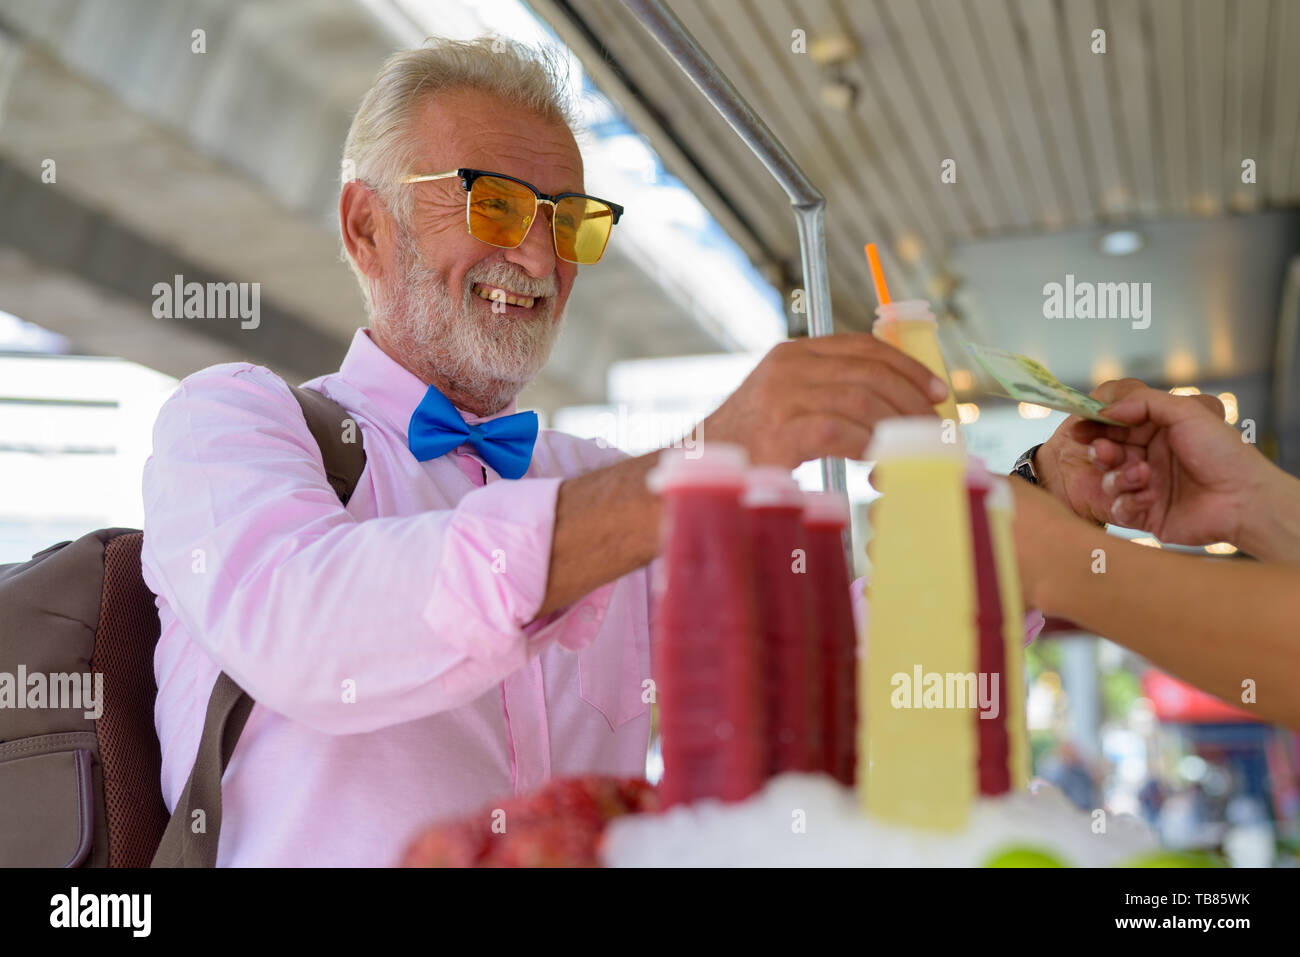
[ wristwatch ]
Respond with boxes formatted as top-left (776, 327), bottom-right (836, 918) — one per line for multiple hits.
top-left (1011, 443), bottom-right (1043, 485)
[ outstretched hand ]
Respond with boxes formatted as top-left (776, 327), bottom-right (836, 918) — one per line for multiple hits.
top-left (1034, 379), bottom-right (1157, 526)
top-left (1066, 383), bottom-right (1261, 546)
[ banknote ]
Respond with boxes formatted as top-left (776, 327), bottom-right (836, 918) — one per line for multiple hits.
top-left (964, 343), bottom-right (1125, 425)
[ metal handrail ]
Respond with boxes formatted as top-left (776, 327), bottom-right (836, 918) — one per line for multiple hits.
top-left (621, 0), bottom-right (850, 544)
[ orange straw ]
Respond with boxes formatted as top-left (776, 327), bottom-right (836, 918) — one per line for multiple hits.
top-left (864, 243), bottom-right (891, 307)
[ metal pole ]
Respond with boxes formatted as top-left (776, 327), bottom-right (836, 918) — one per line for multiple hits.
top-left (621, 0), bottom-right (849, 512)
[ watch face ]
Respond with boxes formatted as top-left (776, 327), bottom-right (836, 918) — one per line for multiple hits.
top-left (1012, 453), bottom-right (1038, 485)
top-left (1010, 444), bottom-right (1042, 485)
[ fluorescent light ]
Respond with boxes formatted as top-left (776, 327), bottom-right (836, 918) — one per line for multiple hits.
top-left (1098, 229), bottom-right (1144, 256)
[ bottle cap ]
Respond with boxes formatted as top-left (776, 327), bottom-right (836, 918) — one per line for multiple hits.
top-left (865, 416), bottom-right (965, 463)
top-left (802, 489), bottom-right (851, 527)
top-left (742, 466), bottom-right (804, 508)
top-left (647, 443), bottom-right (748, 493)
top-left (873, 299), bottom-right (936, 326)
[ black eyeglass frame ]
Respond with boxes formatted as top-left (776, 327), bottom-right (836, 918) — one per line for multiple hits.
top-left (400, 167), bottom-right (624, 263)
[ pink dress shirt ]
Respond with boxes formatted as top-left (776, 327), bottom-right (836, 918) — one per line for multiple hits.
top-left (142, 328), bottom-right (652, 866)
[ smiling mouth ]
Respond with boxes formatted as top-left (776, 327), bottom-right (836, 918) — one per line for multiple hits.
top-left (471, 282), bottom-right (538, 310)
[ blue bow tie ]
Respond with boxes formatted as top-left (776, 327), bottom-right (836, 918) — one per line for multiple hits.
top-left (407, 384), bottom-right (538, 480)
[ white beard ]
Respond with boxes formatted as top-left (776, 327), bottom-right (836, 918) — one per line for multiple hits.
top-left (376, 229), bottom-right (565, 414)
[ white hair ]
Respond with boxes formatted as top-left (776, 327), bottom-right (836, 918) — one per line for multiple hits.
top-left (339, 36), bottom-right (577, 311)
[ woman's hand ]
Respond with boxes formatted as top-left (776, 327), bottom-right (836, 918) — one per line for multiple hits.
top-left (1033, 378), bottom-right (1151, 525)
top-left (1069, 385), bottom-right (1266, 548)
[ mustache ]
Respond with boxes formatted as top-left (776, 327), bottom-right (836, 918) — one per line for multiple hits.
top-left (463, 261), bottom-right (558, 300)
top-left (394, 225), bottom-right (559, 301)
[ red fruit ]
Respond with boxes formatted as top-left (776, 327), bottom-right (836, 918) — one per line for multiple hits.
top-left (400, 820), bottom-right (490, 867)
top-left (400, 776), bottom-right (661, 867)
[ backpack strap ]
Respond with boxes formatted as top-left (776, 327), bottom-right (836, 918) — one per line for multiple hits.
top-left (151, 384), bottom-right (366, 867)
top-left (288, 385), bottom-right (368, 506)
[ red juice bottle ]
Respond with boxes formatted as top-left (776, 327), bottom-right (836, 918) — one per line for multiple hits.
top-left (648, 445), bottom-right (764, 808)
top-left (803, 491), bottom-right (855, 785)
top-left (743, 467), bottom-right (813, 777)
top-left (965, 460), bottom-right (1010, 796)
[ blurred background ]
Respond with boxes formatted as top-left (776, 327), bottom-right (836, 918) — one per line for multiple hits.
top-left (2, 0), bottom-right (1298, 864)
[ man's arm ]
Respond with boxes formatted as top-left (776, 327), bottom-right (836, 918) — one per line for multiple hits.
top-left (144, 364), bottom-right (597, 734)
top-left (539, 453), bottom-right (659, 618)
top-left (537, 332), bottom-right (951, 617)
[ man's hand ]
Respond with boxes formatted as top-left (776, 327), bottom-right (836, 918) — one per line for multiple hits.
top-left (702, 334), bottom-right (950, 468)
top-left (542, 334), bottom-right (946, 618)
top-left (1033, 378), bottom-right (1154, 524)
top-left (1067, 384), bottom-right (1271, 549)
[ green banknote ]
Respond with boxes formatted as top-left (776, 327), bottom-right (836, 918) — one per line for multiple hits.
top-left (965, 343), bottom-right (1124, 425)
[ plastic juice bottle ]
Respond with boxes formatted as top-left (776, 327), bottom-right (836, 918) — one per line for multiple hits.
top-left (803, 490), bottom-right (856, 786)
top-left (965, 460), bottom-right (1010, 796)
top-left (873, 300), bottom-right (961, 428)
top-left (743, 467), bottom-right (814, 777)
top-left (860, 417), bottom-right (976, 830)
top-left (648, 445), bottom-right (764, 808)
top-left (985, 477), bottom-right (1030, 790)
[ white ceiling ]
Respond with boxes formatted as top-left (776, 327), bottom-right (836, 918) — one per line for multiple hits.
top-left (536, 0), bottom-right (1300, 387)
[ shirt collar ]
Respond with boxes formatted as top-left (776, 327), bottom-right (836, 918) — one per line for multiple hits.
top-left (337, 328), bottom-right (519, 434)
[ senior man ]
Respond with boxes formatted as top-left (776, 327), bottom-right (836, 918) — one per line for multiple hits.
top-left (142, 38), bottom-right (1121, 866)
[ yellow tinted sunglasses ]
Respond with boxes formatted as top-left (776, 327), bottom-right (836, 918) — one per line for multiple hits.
top-left (401, 168), bottom-right (624, 265)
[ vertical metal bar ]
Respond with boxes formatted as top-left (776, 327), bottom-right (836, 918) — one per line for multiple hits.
top-left (620, 0), bottom-right (850, 525)
top-left (791, 203), bottom-right (842, 497)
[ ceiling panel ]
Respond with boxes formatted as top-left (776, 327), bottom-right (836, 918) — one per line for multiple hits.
top-left (1187, 0), bottom-right (1227, 214)
top-left (539, 0), bottom-right (1300, 384)
top-left (1150, 0), bottom-right (1191, 216)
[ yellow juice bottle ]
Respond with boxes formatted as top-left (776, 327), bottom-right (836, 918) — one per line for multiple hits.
top-left (860, 417), bottom-right (976, 830)
top-left (873, 300), bottom-right (961, 428)
top-left (985, 477), bottom-right (1030, 790)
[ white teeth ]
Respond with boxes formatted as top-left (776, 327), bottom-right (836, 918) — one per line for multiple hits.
top-left (472, 283), bottom-right (536, 309)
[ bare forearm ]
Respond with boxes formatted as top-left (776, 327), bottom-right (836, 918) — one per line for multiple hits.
top-left (1039, 525), bottom-right (1300, 728)
top-left (537, 453), bottom-right (661, 617)
top-left (1238, 467), bottom-right (1300, 563)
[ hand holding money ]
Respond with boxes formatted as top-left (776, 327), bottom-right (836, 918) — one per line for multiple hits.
top-left (965, 343), bottom-right (1125, 424)
top-left (1031, 379), bottom-right (1155, 527)
top-left (961, 344), bottom-right (1146, 525)
top-left (1068, 384), bottom-right (1300, 557)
